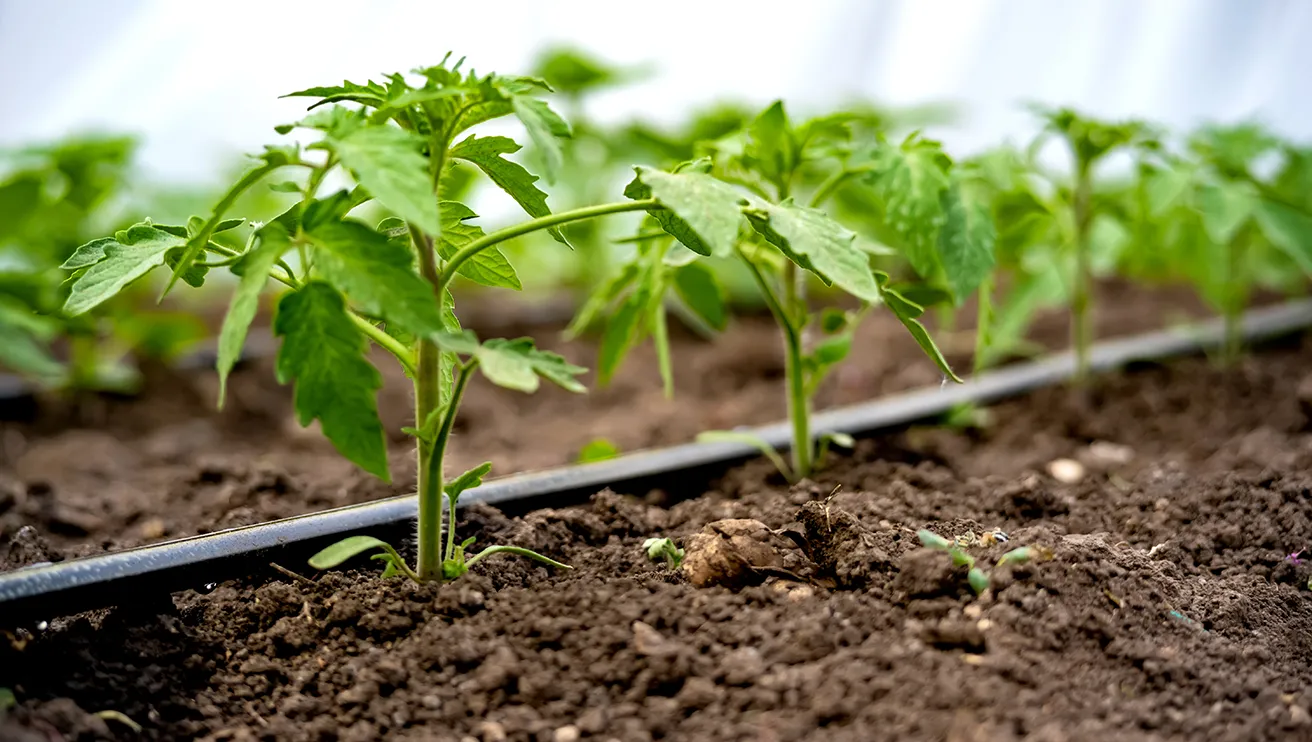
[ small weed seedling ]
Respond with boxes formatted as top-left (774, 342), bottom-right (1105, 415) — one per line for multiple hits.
top-left (917, 529), bottom-right (1034, 596)
top-left (60, 56), bottom-right (704, 585)
top-left (643, 537), bottom-right (685, 570)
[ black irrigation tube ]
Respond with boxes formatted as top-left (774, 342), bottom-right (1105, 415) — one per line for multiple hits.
top-left (2, 299), bottom-right (1312, 626)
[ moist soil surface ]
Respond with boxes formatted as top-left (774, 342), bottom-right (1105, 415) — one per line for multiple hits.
top-left (0, 280), bottom-right (1256, 559)
top-left (4, 324), bottom-right (1312, 739)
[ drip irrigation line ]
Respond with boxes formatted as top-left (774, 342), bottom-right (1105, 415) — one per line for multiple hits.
top-left (1, 299), bottom-right (1310, 626)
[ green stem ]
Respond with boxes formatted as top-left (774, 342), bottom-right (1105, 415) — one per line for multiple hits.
top-left (349, 315), bottom-right (417, 376)
top-left (1221, 228), bottom-right (1249, 366)
top-left (160, 162), bottom-right (285, 299)
top-left (781, 262), bottom-right (812, 478)
top-left (973, 274), bottom-right (994, 375)
top-left (438, 360), bottom-right (478, 565)
top-left (1071, 165), bottom-right (1094, 383)
top-left (809, 162), bottom-right (879, 209)
top-left (464, 545), bottom-right (571, 571)
top-left (435, 200), bottom-right (659, 299)
top-left (411, 224), bottom-right (445, 583)
top-left (741, 249), bottom-right (810, 480)
top-left (652, 301), bottom-right (674, 399)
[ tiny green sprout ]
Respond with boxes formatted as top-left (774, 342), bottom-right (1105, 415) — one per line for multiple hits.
top-left (94, 710), bottom-right (142, 734)
top-left (643, 537), bottom-right (685, 570)
top-left (917, 529), bottom-right (953, 550)
top-left (917, 528), bottom-right (1036, 596)
top-left (967, 567), bottom-right (990, 595)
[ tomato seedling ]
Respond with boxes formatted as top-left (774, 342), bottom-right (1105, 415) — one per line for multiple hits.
top-left (917, 529), bottom-right (1034, 596)
top-left (643, 537), bottom-right (685, 570)
top-left (0, 135), bottom-right (210, 394)
top-left (59, 56), bottom-right (695, 584)
top-left (1028, 106), bottom-right (1154, 381)
top-left (578, 101), bottom-right (990, 481)
top-left (1142, 122), bottom-right (1312, 364)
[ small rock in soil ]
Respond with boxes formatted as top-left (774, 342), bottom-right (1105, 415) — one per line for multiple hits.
top-left (1046, 458), bottom-right (1085, 483)
top-left (681, 518), bottom-right (787, 588)
top-left (1080, 440), bottom-right (1134, 469)
top-left (916, 618), bottom-right (987, 653)
top-left (631, 620), bottom-right (684, 657)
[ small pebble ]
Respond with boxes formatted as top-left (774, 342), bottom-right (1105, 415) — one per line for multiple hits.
top-left (1085, 440), bottom-right (1133, 466)
top-left (1047, 458), bottom-right (1085, 484)
top-left (554, 725), bottom-right (581, 742)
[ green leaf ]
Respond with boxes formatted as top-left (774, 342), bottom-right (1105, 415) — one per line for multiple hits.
top-left (275, 282), bottom-right (389, 480)
top-left (596, 285), bottom-right (649, 386)
top-left (436, 201), bottom-right (521, 289)
top-left (868, 136), bottom-right (952, 278)
top-left (917, 530), bottom-right (952, 549)
top-left (1255, 199), bottom-right (1312, 275)
top-left (449, 135), bottom-right (564, 245)
top-left (1196, 181), bottom-right (1255, 244)
top-left (937, 183), bottom-right (996, 305)
top-left (445, 461), bottom-right (492, 502)
top-left (672, 262), bottom-right (728, 331)
top-left (283, 80), bottom-right (388, 110)
top-left (510, 95), bottom-right (570, 184)
top-left (746, 100), bottom-right (797, 186)
top-left (996, 547), bottom-right (1032, 567)
top-left (164, 247), bottom-right (209, 288)
top-left (328, 124), bottom-right (440, 236)
top-left (876, 273), bottom-right (961, 382)
top-left (820, 308), bottom-right (849, 333)
top-left (0, 305), bottom-right (63, 379)
top-left (60, 237), bottom-right (115, 270)
top-left (63, 223), bottom-right (185, 315)
top-left (306, 219), bottom-right (445, 337)
top-left (269, 181), bottom-right (302, 193)
top-left (745, 199), bottom-right (880, 302)
top-left (811, 334), bottom-right (852, 367)
top-left (308, 535), bottom-right (396, 570)
top-left (577, 438), bottom-right (621, 463)
top-left (1145, 167), bottom-right (1191, 217)
top-left (216, 223), bottom-right (291, 408)
top-left (820, 431), bottom-right (855, 449)
top-left (214, 218), bottom-right (246, 233)
top-left (624, 165), bottom-right (745, 257)
top-left (475, 337), bottom-right (587, 394)
top-left (967, 566), bottom-right (990, 595)
top-left (696, 430), bottom-right (794, 482)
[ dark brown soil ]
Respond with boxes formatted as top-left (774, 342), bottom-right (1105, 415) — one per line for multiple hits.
top-left (4, 323), bottom-right (1312, 740)
top-left (0, 280), bottom-right (1249, 559)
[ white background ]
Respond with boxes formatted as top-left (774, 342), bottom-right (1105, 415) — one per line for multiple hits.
top-left (1, 0), bottom-right (1309, 183)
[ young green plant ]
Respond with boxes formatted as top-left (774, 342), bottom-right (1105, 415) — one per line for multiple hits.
top-left (643, 537), bottom-right (685, 570)
top-left (0, 135), bottom-right (211, 394)
top-left (1144, 122), bottom-right (1312, 364)
top-left (917, 529), bottom-right (1034, 596)
top-left (575, 101), bottom-right (989, 482)
top-left (58, 56), bottom-right (682, 584)
top-left (1028, 106), bottom-right (1152, 381)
